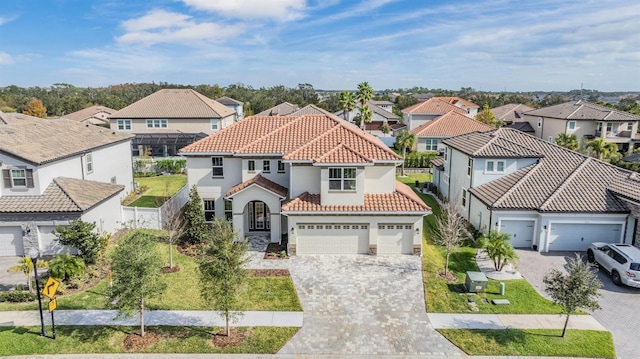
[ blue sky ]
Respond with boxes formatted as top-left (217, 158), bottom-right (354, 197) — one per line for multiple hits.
top-left (0, 0), bottom-right (638, 91)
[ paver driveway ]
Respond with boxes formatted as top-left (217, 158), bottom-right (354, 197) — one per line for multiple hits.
top-left (516, 249), bottom-right (640, 359)
top-left (255, 254), bottom-right (463, 356)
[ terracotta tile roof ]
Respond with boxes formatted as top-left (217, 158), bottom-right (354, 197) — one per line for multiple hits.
top-left (0, 113), bottom-right (132, 165)
top-left (402, 98), bottom-right (468, 115)
top-left (180, 114), bottom-right (401, 163)
top-left (61, 105), bottom-right (116, 122)
top-left (110, 89), bottom-right (234, 119)
top-left (215, 96), bottom-right (243, 105)
top-left (255, 102), bottom-right (300, 116)
top-left (433, 96), bottom-right (479, 108)
top-left (225, 174), bottom-right (288, 198)
top-left (491, 104), bottom-right (535, 123)
top-left (315, 144), bottom-right (371, 164)
top-left (281, 181), bottom-right (430, 214)
top-left (0, 177), bottom-right (124, 213)
top-left (411, 111), bottom-right (494, 137)
top-left (460, 128), bottom-right (633, 213)
top-left (524, 100), bottom-right (640, 122)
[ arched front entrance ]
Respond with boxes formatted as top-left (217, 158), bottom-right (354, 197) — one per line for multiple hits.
top-left (248, 201), bottom-right (270, 231)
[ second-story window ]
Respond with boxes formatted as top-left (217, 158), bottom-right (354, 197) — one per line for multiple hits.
top-left (2, 168), bottom-right (34, 188)
top-left (211, 157), bottom-right (224, 177)
top-left (277, 160), bottom-right (285, 173)
top-left (11, 169), bottom-right (27, 187)
top-left (485, 160), bottom-right (505, 173)
top-left (85, 153), bottom-right (93, 174)
top-left (117, 119), bottom-right (131, 131)
top-left (146, 119), bottom-right (168, 128)
top-left (329, 168), bottom-right (356, 191)
top-left (211, 119), bottom-right (220, 131)
top-left (467, 158), bottom-right (473, 176)
top-left (567, 121), bottom-right (576, 130)
top-left (263, 160), bottom-right (270, 173)
top-left (248, 160), bottom-right (255, 172)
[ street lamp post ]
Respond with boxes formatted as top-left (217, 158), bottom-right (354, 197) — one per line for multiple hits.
top-left (28, 248), bottom-right (47, 337)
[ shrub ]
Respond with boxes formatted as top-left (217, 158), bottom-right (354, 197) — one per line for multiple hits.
top-left (53, 219), bottom-right (102, 264)
top-left (48, 253), bottom-right (86, 281)
top-left (403, 151), bottom-right (438, 168)
top-left (0, 291), bottom-right (37, 303)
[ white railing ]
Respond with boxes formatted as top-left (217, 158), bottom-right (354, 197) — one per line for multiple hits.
top-left (121, 184), bottom-right (189, 229)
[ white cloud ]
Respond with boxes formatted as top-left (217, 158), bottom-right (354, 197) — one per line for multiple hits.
top-left (117, 9), bottom-right (246, 46)
top-left (0, 52), bottom-right (14, 65)
top-left (182, 0), bottom-right (307, 20)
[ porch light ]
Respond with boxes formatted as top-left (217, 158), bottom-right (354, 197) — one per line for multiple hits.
top-left (290, 227), bottom-right (294, 233)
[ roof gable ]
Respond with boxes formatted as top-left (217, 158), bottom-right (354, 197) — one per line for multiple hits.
top-left (402, 98), bottom-right (468, 115)
top-left (411, 111), bottom-right (493, 137)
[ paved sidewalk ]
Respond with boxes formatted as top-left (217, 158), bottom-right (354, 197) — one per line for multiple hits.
top-left (428, 313), bottom-right (607, 331)
top-left (0, 310), bottom-right (303, 327)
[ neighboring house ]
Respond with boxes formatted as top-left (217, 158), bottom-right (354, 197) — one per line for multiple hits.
top-left (180, 114), bottom-right (431, 255)
top-left (435, 97), bottom-right (480, 117)
top-left (433, 127), bottom-right (640, 253)
top-left (109, 89), bottom-right (235, 157)
top-left (255, 102), bottom-right (300, 116)
top-left (288, 104), bottom-right (341, 119)
top-left (402, 97), bottom-right (469, 131)
top-left (60, 105), bottom-right (116, 126)
top-left (490, 103), bottom-right (535, 124)
top-left (0, 113), bottom-right (134, 256)
top-left (369, 100), bottom-right (394, 112)
top-left (335, 101), bottom-right (404, 137)
top-left (216, 96), bottom-right (244, 121)
top-left (504, 121), bottom-right (536, 135)
top-left (521, 100), bottom-right (640, 153)
top-left (411, 111), bottom-right (494, 153)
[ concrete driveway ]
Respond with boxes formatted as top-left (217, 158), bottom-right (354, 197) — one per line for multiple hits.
top-left (516, 249), bottom-right (640, 359)
top-left (250, 254), bottom-right (463, 356)
top-left (0, 257), bottom-right (28, 291)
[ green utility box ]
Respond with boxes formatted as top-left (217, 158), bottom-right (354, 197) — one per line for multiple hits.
top-left (465, 271), bottom-right (488, 293)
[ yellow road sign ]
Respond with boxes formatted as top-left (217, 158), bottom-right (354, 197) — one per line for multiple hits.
top-left (42, 277), bottom-right (60, 299)
top-left (48, 298), bottom-right (57, 312)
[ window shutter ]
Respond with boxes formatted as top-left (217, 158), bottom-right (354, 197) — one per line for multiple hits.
top-left (2, 169), bottom-right (11, 188)
top-left (26, 169), bottom-right (34, 188)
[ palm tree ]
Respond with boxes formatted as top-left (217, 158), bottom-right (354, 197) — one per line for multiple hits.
top-left (479, 230), bottom-right (518, 271)
top-left (586, 138), bottom-right (618, 160)
top-left (338, 91), bottom-right (355, 122)
top-left (554, 133), bottom-right (579, 151)
top-left (358, 106), bottom-right (373, 132)
top-left (395, 130), bottom-right (416, 176)
top-left (356, 82), bottom-right (375, 130)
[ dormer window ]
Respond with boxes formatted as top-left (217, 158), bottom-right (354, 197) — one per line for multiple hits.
top-left (329, 168), bottom-right (356, 191)
top-left (485, 160), bottom-right (505, 174)
top-left (2, 168), bottom-right (34, 188)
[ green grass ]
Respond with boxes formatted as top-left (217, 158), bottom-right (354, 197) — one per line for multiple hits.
top-left (0, 326), bottom-right (298, 355)
top-left (438, 329), bottom-right (615, 358)
top-left (128, 174), bottom-right (188, 208)
top-left (396, 175), bottom-right (562, 314)
top-left (0, 237), bottom-right (301, 312)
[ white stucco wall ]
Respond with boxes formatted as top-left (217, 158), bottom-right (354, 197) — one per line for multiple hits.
top-left (364, 165), bottom-right (396, 193)
top-left (81, 193), bottom-right (123, 234)
top-left (320, 167), bottom-right (365, 206)
top-left (289, 165), bottom-right (320, 198)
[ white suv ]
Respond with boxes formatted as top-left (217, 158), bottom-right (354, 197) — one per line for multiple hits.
top-left (587, 242), bottom-right (640, 288)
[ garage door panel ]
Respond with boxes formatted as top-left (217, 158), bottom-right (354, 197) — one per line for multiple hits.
top-left (0, 227), bottom-right (24, 256)
top-left (297, 224), bottom-right (369, 254)
top-left (378, 224), bottom-right (413, 254)
top-left (499, 220), bottom-right (534, 248)
top-left (549, 223), bottom-right (622, 251)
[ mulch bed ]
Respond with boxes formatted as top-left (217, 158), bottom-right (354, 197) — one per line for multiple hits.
top-left (210, 328), bottom-right (251, 348)
top-left (263, 242), bottom-right (288, 259)
top-left (123, 330), bottom-right (162, 351)
top-left (250, 269), bottom-right (290, 277)
top-left (437, 270), bottom-right (459, 283)
top-left (177, 243), bottom-right (201, 258)
top-left (161, 265), bottom-right (182, 273)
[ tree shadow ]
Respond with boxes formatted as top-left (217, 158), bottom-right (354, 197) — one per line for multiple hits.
top-left (473, 328), bottom-right (528, 346)
top-left (447, 250), bottom-right (477, 274)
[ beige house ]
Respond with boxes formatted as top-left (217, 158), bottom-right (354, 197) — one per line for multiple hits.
top-left (110, 89), bottom-right (235, 157)
top-left (402, 97), bottom-right (469, 131)
top-left (411, 111), bottom-right (494, 153)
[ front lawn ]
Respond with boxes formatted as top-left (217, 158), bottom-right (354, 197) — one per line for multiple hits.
top-left (127, 174), bottom-right (187, 207)
top-left (438, 329), bottom-right (615, 358)
top-left (0, 325), bottom-right (298, 355)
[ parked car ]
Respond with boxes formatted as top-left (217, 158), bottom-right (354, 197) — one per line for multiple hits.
top-left (587, 242), bottom-right (640, 287)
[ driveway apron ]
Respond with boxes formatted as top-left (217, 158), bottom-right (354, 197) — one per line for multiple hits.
top-left (275, 255), bottom-right (463, 356)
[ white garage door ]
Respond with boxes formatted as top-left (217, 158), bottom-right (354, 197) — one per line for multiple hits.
top-left (548, 223), bottom-right (623, 251)
top-left (499, 220), bottom-right (535, 248)
top-left (378, 224), bottom-right (413, 254)
top-left (0, 227), bottom-right (24, 256)
top-left (297, 223), bottom-right (369, 254)
top-left (38, 226), bottom-right (65, 255)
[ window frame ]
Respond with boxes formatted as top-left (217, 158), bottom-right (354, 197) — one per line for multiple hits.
top-left (117, 119), bottom-right (131, 131)
top-left (211, 118), bottom-right (220, 131)
top-left (146, 119), bottom-right (168, 129)
top-left (567, 121), bottom-right (576, 130)
top-left (277, 160), bottom-right (285, 173)
top-left (263, 160), bottom-right (270, 173)
top-left (203, 199), bottom-right (215, 222)
top-left (461, 188), bottom-right (467, 208)
top-left (248, 160), bottom-right (255, 172)
top-left (328, 167), bottom-right (357, 191)
top-left (224, 199), bottom-right (233, 223)
top-left (10, 169), bottom-right (27, 187)
top-left (537, 117), bottom-right (542, 128)
top-left (485, 160), bottom-right (505, 174)
top-left (424, 139), bottom-right (438, 151)
top-left (467, 158), bottom-right (473, 176)
top-left (211, 157), bottom-right (224, 177)
top-left (85, 153), bottom-right (93, 174)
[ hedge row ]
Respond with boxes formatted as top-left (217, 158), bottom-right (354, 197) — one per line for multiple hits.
top-left (403, 152), bottom-right (438, 168)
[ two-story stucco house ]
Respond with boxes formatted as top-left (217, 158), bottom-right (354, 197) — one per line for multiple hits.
top-left (402, 98), bottom-right (470, 131)
top-left (180, 114), bottom-right (431, 255)
top-left (0, 113), bottom-right (134, 256)
top-left (411, 111), bottom-right (494, 154)
top-left (520, 100), bottom-right (640, 153)
top-left (433, 127), bottom-right (640, 253)
top-left (216, 96), bottom-right (244, 122)
top-left (110, 89), bottom-right (235, 157)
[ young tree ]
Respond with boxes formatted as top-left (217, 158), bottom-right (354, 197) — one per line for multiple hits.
top-left (478, 230), bottom-right (518, 271)
top-left (199, 218), bottom-right (249, 337)
top-left (182, 185), bottom-right (208, 245)
top-left (111, 230), bottom-right (166, 337)
top-left (475, 103), bottom-right (501, 127)
top-left (162, 200), bottom-right (185, 270)
top-left (338, 90), bottom-right (355, 122)
top-left (22, 98), bottom-right (47, 118)
top-left (433, 201), bottom-right (466, 275)
top-left (554, 133), bottom-right (579, 151)
top-left (381, 122), bottom-right (391, 136)
top-left (395, 130), bottom-right (416, 176)
top-left (53, 219), bottom-right (102, 264)
top-left (8, 257), bottom-right (47, 292)
top-left (48, 253), bottom-right (85, 281)
top-left (543, 254), bottom-right (602, 337)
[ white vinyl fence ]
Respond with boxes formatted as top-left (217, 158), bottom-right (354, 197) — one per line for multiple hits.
top-left (121, 184), bottom-right (189, 229)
